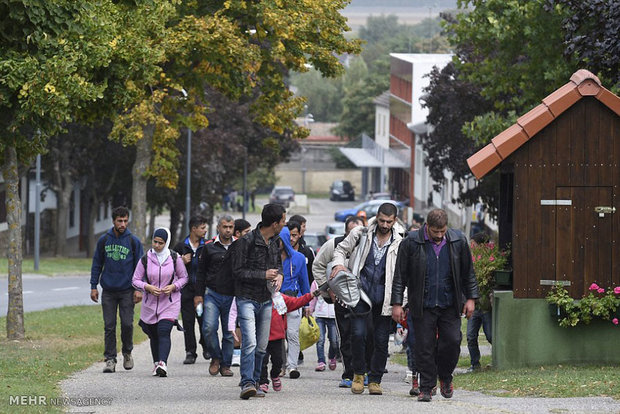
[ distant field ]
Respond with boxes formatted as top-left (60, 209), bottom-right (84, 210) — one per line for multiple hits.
top-left (342, 6), bottom-right (447, 30)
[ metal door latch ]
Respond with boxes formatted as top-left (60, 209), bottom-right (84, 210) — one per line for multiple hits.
top-left (594, 206), bottom-right (616, 217)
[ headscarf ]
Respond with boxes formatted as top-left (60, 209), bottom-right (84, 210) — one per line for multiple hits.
top-left (152, 227), bottom-right (171, 265)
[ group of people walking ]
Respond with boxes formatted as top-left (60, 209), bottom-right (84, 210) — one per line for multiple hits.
top-left (89, 202), bottom-right (480, 402)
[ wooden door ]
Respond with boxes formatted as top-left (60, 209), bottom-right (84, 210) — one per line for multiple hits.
top-left (555, 187), bottom-right (613, 297)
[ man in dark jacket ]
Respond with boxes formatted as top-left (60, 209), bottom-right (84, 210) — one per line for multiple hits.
top-left (172, 214), bottom-right (208, 365)
top-left (232, 203), bottom-right (285, 399)
top-left (90, 206), bottom-right (144, 373)
top-left (391, 208), bottom-right (479, 402)
top-left (194, 214), bottom-right (236, 377)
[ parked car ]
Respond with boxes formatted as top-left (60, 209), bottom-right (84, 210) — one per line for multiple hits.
top-left (334, 199), bottom-right (404, 222)
top-left (366, 191), bottom-right (391, 200)
top-left (330, 180), bottom-right (355, 201)
top-left (269, 186), bottom-right (295, 207)
top-left (303, 232), bottom-right (327, 254)
top-left (324, 222), bottom-right (345, 240)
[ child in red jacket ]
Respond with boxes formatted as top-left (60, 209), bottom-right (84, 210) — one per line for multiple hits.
top-left (259, 290), bottom-right (320, 392)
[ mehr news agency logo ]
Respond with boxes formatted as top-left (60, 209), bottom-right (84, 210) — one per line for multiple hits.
top-left (9, 395), bottom-right (112, 407)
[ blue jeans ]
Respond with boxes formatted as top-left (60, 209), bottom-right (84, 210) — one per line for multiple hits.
top-left (236, 297), bottom-right (272, 387)
top-left (316, 317), bottom-right (339, 363)
top-left (350, 302), bottom-right (391, 383)
top-left (202, 290), bottom-right (234, 367)
top-left (466, 309), bottom-right (492, 367)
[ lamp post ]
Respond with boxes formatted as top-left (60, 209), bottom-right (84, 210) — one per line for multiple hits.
top-left (34, 154), bottom-right (41, 270)
top-left (181, 89), bottom-right (191, 233)
top-left (302, 113), bottom-right (314, 194)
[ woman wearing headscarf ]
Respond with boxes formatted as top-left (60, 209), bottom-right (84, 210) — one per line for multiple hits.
top-left (132, 227), bottom-right (188, 377)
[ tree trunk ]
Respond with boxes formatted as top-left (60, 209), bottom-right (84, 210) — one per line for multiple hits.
top-left (3, 145), bottom-right (25, 339)
top-left (148, 207), bottom-right (156, 239)
top-left (131, 127), bottom-right (153, 246)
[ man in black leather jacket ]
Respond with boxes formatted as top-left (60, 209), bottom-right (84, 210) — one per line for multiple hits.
top-left (391, 208), bottom-right (479, 402)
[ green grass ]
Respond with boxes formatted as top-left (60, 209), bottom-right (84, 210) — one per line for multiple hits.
top-left (0, 305), bottom-right (146, 413)
top-left (390, 319), bottom-right (620, 398)
top-left (0, 258), bottom-right (92, 276)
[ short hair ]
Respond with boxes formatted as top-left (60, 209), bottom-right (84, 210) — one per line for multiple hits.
top-left (409, 223), bottom-right (421, 231)
top-left (287, 220), bottom-right (301, 233)
top-left (427, 208), bottom-right (448, 228)
top-left (112, 206), bottom-right (129, 220)
top-left (289, 214), bottom-right (306, 225)
top-left (345, 215), bottom-right (364, 229)
top-left (261, 203), bottom-right (286, 227)
top-left (217, 214), bottom-right (234, 226)
top-left (377, 202), bottom-right (397, 218)
top-left (234, 218), bottom-right (251, 235)
top-left (189, 215), bottom-right (208, 229)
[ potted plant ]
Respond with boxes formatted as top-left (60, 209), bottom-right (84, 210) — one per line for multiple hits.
top-left (470, 239), bottom-right (510, 310)
top-left (546, 283), bottom-right (620, 327)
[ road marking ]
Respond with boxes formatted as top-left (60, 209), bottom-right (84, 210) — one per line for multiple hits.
top-left (52, 287), bottom-right (80, 291)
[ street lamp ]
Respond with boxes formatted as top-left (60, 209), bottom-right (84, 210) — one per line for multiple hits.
top-left (181, 89), bottom-right (191, 233)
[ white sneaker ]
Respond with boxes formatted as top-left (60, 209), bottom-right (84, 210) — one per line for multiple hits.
top-left (156, 361), bottom-right (168, 377)
top-left (232, 349), bottom-right (241, 367)
top-left (152, 362), bottom-right (159, 376)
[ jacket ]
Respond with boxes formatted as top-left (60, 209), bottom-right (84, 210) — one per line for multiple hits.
top-left (194, 235), bottom-right (233, 296)
top-left (279, 226), bottom-right (311, 297)
top-left (132, 250), bottom-right (188, 324)
top-left (90, 228), bottom-right (143, 291)
top-left (172, 235), bottom-right (205, 293)
top-left (232, 224), bottom-right (282, 303)
top-left (391, 226), bottom-right (479, 318)
top-left (331, 217), bottom-right (404, 316)
top-left (309, 280), bottom-right (335, 318)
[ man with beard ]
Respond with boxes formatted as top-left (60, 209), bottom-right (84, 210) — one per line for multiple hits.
top-left (330, 203), bottom-right (404, 395)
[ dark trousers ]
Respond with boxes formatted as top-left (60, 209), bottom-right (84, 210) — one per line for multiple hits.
top-left (466, 309), bottom-right (492, 367)
top-left (412, 306), bottom-right (462, 391)
top-left (260, 338), bottom-right (285, 385)
top-left (181, 285), bottom-right (204, 356)
top-left (335, 301), bottom-right (374, 380)
top-left (140, 319), bottom-right (174, 363)
top-left (350, 302), bottom-right (391, 384)
top-left (101, 289), bottom-right (134, 361)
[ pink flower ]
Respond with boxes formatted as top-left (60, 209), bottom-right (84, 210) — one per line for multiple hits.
top-left (472, 255), bottom-right (476, 262)
top-left (489, 256), bottom-right (495, 262)
top-left (613, 318), bottom-right (619, 326)
top-left (477, 255), bottom-right (482, 261)
top-left (614, 287), bottom-right (620, 295)
top-left (597, 288), bottom-right (605, 294)
top-left (589, 283), bottom-right (600, 291)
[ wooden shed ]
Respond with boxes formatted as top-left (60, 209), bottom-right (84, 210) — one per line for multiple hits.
top-left (467, 70), bottom-right (620, 299)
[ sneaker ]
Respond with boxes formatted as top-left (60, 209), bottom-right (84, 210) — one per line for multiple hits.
top-left (232, 350), bottom-right (241, 367)
top-left (156, 361), bottom-right (168, 377)
top-left (209, 358), bottom-right (220, 376)
top-left (240, 383), bottom-right (256, 400)
top-left (152, 362), bottom-right (158, 376)
top-left (220, 366), bottom-right (234, 377)
top-left (254, 388), bottom-right (266, 398)
top-left (315, 362), bottom-right (326, 371)
top-left (259, 383), bottom-right (269, 393)
top-left (272, 377), bottom-right (282, 392)
top-left (183, 352), bottom-right (196, 365)
top-left (351, 374), bottom-right (365, 394)
top-left (439, 380), bottom-right (454, 398)
top-left (417, 390), bottom-right (432, 402)
top-left (368, 382), bottom-right (383, 395)
top-left (103, 359), bottom-right (116, 373)
top-left (328, 358), bottom-right (337, 370)
top-left (122, 353), bottom-right (134, 370)
top-left (409, 376), bottom-right (420, 396)
top-left (289, 369), bottom-right (300, 379)
top-left (339, 378), bottom-right (352, 388)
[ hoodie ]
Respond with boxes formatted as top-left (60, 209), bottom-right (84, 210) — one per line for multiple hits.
top-left (90, 228), bottom-right (144, 291)
top-left (279, 226), bottom-right (310, 297)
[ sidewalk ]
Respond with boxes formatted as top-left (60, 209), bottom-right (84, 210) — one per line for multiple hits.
top-left (61, 329), bottom-right (620, 414)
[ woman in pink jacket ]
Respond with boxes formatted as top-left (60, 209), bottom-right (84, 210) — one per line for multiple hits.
top-left (132, 227), bottom-right (187, 377)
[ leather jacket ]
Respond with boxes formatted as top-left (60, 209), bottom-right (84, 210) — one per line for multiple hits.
top-left (391, 226), bottom-right (479, 318)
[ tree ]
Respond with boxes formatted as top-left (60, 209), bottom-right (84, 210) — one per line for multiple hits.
top-left (0, 1), bottom-right (117, 338)
top-left (290, 68), bottom-right (344, 122)
top-left (550, 0), bottom-right (620, 89)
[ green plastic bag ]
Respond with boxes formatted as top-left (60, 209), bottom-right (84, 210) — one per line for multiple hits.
top-left (299, 315), bottom-right (320, 351)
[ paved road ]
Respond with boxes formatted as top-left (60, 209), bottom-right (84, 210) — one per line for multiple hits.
top-left (60, 329), bottom-right (620, 414)
top-left (0, 274), bottom-right (95, 317)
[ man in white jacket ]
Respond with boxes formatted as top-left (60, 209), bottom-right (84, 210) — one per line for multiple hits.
top-left (330, 203), bottom-right (405, 395)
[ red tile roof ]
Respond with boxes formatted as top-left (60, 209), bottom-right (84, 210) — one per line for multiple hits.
top-left (467, 69), bottom-right (620, 179)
